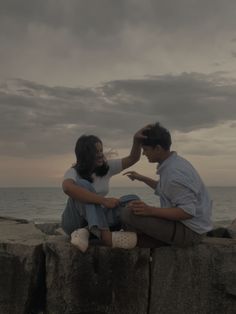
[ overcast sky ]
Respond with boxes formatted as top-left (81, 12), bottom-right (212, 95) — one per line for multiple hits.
top-left (1, 0), bottom-right (236, 187)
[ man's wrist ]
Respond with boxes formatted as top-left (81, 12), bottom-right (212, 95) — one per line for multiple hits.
top-left (148, 206), bottom-right (158, 216)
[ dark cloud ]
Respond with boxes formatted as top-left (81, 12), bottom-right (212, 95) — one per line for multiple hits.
top-left (1, 73), bottom-right (236, 157)
top-left (232, 52), bottom-right (236, 58)
top-left (101, 73), bottom-right (236, 130)
top-left (1, 0), bottom-right (236, 89)
top-left (1, 0), bottom-right (236, 46)
top-left (144, 0), bottom-right (236, 32)
top-left (0, 0), bottom-right (126, 48)
top-left (212, 62), bottom-right (222, 67)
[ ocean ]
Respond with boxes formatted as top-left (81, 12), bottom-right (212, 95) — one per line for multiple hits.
top-left (0, 186), bottom-right (235, 227)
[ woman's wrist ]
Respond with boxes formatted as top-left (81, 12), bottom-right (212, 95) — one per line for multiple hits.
top-left (99, 197), bottom-right (107, 206)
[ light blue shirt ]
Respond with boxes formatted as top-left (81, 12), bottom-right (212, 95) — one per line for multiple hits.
top-left (155, 152), bottom-right (213, 234)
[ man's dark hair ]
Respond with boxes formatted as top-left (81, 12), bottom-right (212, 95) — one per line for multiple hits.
top-left (142, 122), bottom-right (172, 150)
top-left (73, 135), bottom-right (109, 182)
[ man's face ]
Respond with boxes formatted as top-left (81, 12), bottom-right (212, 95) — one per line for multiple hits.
top-left (142, 145), bottom-right (159, 163)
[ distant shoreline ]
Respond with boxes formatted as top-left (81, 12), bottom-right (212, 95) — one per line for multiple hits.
top-left (0, 186), bottom-right (236, 189)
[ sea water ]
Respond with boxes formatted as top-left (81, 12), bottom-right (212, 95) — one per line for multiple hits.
top-left (0, 187), bottom-right (235, 226)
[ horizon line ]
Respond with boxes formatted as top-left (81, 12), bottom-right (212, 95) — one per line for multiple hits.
top-left (0, 185), bottom-right (236, 189)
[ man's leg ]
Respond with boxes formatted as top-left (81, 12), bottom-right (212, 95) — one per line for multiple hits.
top-left (120, 207), bottom-right (202, 247)
top-left (137, 233), bottom-right (168, 248)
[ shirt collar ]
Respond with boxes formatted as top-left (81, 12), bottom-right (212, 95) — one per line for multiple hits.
top-left (156, 151), bottom-right (177, 174)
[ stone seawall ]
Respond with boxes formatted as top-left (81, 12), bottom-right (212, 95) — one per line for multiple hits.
top-left (1, 217), bottom-right (236, 314)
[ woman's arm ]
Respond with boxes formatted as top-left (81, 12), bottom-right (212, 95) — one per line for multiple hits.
top-left (62, 179), bottom-right (119, 208)
top-left (123, 171), bottom-right (158, 190)
top-left (121, 125), bottom-right (151, 170)
top-left (121, 138), bottom-right (141, 170)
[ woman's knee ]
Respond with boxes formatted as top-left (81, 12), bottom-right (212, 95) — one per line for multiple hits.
top-left (119, 194), bottom-right (140, 206)
top-left (77, 179), bottom-right (95, 192)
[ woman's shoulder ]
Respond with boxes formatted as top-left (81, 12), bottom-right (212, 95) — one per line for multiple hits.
top-left (63, 167), bottom-right (78, 181)
top-left (107, 158), bottom-right (120, 166)
top-left (107, 159), bottom-right (122, 176)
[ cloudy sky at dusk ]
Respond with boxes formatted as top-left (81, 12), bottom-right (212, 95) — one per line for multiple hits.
top-left (1, 0), bottom-right (236, 187)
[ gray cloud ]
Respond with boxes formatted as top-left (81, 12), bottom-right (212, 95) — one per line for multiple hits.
top-left (2, 1), bottom-right (236, 30)
top-left (1, 0), bottom-right (236, 89)
top-left (0, 0), bottom-right (126, 48)
top-left (1, 72), bottom-right (236, 157)
top-left (101, 73), bottom-right (236, 130)
top-left (1, 0), bottom-right (236, 47)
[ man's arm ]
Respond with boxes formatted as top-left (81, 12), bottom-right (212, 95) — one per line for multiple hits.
top-left (127, 200), bottom-right (193, 220)
top-left (123, 171), bottom-right (158, 190)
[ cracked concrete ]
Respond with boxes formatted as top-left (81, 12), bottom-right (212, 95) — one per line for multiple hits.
top-left (1, 217), bottom-right (236, 314)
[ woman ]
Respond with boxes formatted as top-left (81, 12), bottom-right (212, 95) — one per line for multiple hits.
top-left (61, 130), bottom-right (143, 252)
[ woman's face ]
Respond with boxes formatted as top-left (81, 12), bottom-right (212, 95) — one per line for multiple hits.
top-left (95, 142), bottom-right (104, 167)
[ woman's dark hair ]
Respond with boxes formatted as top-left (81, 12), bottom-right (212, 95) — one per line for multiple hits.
top-left (142, 122), bottom-right (172, 150)
top-left (73, 135), bottom-right (109, 182)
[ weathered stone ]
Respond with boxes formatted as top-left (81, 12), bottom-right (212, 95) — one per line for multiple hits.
top-left (149, 237), bottom-right (236, 314)
top-left (0, 216), bottom-right (28, 224)
top-left (35, 221), bottom-right (61, 235)
top-left (207, 227), bottom-right (231, 238)
top-left (227, 218), bottom-right (236, 239)
top-left (0, 218), bottom-right (46, 314)
top-left (2, 218), bottom-right (236, 314)
top-left (44, 236), bottom-right (150, 314)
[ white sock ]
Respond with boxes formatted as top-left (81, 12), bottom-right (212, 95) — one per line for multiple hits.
top-left (112, 231), bottom-right (137, 249)
top-left (71, 228), bottom-right (89, 252)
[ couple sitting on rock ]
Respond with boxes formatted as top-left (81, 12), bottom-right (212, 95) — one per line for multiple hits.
top-left (61, 122), bottom-right (213, 252)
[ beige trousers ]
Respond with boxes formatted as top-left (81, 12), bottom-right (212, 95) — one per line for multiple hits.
top-left (120, 207), bottom-right (203, 248)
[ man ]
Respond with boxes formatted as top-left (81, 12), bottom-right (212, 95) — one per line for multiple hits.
top-left (123, 122), bottom-right (213, 247)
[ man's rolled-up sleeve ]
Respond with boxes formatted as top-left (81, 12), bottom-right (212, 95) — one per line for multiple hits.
top-left (166, 181), bottom-right (198, 217)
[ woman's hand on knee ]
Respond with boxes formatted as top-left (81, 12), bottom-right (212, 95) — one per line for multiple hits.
top-left (102, 197), bottom-right (120, 209)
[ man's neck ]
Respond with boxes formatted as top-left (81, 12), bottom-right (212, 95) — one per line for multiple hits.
top-left (158, 150), bottom-right (173, 164)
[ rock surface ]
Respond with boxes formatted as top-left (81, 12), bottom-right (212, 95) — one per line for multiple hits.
top-left (150, 237), bottom-right (236, 314)
top-left (1, 217), bottom-right (236, 314)
top-left (0, 217), bottom-right (46, 314)
top-left (45, 236), bottom-right (150, 314)
top-left (228, 218), bottom-right (236, 239)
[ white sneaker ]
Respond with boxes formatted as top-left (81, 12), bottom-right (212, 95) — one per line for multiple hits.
top-left (71, 228), bottom-right (89, 252)
top-left (112, 231), bottom-right (137, 249)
